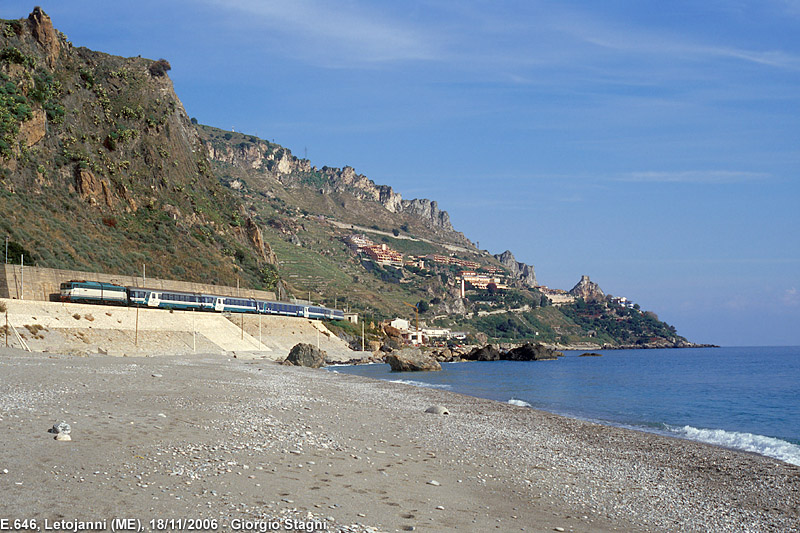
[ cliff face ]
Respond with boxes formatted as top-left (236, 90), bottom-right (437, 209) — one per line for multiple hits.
top-left (199, 126), bottom-right (470, 243)
top-left (494, 250), bottom-right (537, 288)
top-left (0, 9), bottom-right (275, 289)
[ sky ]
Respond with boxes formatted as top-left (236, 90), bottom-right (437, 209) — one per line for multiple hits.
top-left (3, 1), bottom-right (799, 346)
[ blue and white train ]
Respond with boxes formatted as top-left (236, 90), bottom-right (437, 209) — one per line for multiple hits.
top-left (59, 280), bottom-right (344, 320)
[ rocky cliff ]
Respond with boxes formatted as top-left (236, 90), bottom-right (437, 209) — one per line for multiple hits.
top-left (199, 126), bottom-right (471, 245)
top-left (0, 9), bottom-right (275, 289)
top-left (493, 250), bottom-right (537, 288)
top-left (569, 275), bottom-right (606, 301)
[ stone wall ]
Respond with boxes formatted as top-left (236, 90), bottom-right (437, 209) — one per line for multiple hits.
top-left (0, 264), bottom-right (276, 302)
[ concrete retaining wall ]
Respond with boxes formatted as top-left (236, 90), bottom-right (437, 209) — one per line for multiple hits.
top-left (1, 264), bottom-right (276, 302)
top-left (0, 298), bottom-right (359, 361)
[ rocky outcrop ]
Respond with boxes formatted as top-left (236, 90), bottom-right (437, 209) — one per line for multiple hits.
top-left (398, 199), bottom-right (453, 231)
top-left (244, 217), bottom-right (277, 265)
top-left (385, 348), bottom-right (442, 371)
top-left (200, 132), bottom-right (472, 242)
top-left (463, 344), bottom-right (502, 361)
top-left (18, 108), bottom-right (46, 148)
top-left (494, 250), bottom-right (537, 288)
top-left (283, 343), bottom-right (326, 368)
top-left (505, 343), bottom-right (562, 361)
top-left (569, 275), bottom-right (605, 302)
top-left (75, 168), bottom-right (114, 208)
top-left (27, 7), bottom-right (60, 67)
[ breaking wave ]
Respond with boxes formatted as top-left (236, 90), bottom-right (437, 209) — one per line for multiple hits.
top-left (388, 379), bottom-right (452, 390)
top-left (668, 425), bottom-right (800, 466)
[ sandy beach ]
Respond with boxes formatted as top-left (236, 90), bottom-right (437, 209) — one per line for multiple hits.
top-left (0, 348), bottom-right (798, 533)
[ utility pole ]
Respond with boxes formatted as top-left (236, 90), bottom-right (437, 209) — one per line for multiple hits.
top-left (4, 235), bottom-right (8, 264)
top-left (403, 302), bottom-right (419, 345)
top-left (361, 318), bottom-right (365, 351)
top-left (142, 264), bottom-right (146, 286)
top-left (20, 254), bottom-right (23, 300)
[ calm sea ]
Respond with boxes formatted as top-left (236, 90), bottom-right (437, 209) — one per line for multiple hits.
top-left (331, 346), bottom-right (800, 466)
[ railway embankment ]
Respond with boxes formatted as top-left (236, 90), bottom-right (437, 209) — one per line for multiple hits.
top-left (0, 264), bottom-right (276, 302)
top-left (0, 298), bottom-right (359, 362)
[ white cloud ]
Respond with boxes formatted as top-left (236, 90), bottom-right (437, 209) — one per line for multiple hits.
top-left (556, 9), bottom-right (800, 72)
top-left (201, 0), bottom-right (439, 66)
top-left (783, 287), bottom-right (800, 306)
top-left (619, 170), bottom-right (770, 184)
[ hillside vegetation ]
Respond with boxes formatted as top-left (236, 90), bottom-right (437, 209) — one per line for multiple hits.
top-left (0, 8), bottom-right (694, 348)
top-left (0, 9), bottom-right (273, 289)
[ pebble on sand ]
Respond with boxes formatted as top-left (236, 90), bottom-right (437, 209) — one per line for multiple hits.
top-left (50, 421), bottom-right (71, 435)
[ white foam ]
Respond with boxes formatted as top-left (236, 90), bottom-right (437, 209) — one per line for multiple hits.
top-left (670, 425), bottom-right (800, 466)
top-left (388, 379), bottom-right (452, 390)
top-left (508, 398), bottom-right (532, 408)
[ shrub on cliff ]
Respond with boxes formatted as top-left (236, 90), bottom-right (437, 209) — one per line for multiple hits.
top-left (148, 58), bottom-right (171, 77)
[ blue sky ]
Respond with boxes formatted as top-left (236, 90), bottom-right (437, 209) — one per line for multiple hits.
top-left (4, 1), bottom-right (799, 345)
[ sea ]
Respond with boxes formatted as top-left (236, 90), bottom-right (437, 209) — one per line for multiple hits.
top-left (330, 346), bottom-right (800, 466)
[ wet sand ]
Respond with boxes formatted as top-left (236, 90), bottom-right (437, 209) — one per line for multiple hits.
top-left (0, 348), bottom-right (798, 532)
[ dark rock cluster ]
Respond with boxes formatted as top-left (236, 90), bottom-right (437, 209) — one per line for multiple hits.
top-left (283, 343), bottom-right (327, 368)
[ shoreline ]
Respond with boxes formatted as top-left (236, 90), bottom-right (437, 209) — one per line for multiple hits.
top-left (1, 348), bottom-right (798, 532)
top-left (331, 359), bottom-right (800, 468)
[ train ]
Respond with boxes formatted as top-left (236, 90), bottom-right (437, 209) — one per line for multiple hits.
top-left (59, 280), bottom-right (344, 320)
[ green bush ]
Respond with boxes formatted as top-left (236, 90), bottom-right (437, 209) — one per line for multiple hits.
top-left (0, 47), bottom-right (36, 68)
top-left (148, 59), bottom-right (171, 77)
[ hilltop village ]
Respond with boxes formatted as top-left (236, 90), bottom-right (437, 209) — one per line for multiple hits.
top-left (340, 233), bottom-right (640, 346)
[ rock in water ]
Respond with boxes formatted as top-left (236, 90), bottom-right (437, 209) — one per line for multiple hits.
top-left (505, 343), bottom-right (562, 361)
top-left (579, 352), bottom-right (603, 357)
top-left (284, 343), bottom-right (327, 368)
top-left (463, 344), bottom-right (502, 361)
top-left (385, 348), bottom-right (442, 372)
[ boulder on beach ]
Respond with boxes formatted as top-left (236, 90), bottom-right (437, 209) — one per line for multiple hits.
top-left (505, 343), bottom-right (562, 361)
top-left (463, 344), bottom-right (502, 361)
top-left (283, 343), bottom-right (327, 368)
top-left (385, 348), bottom-right (441, 372)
